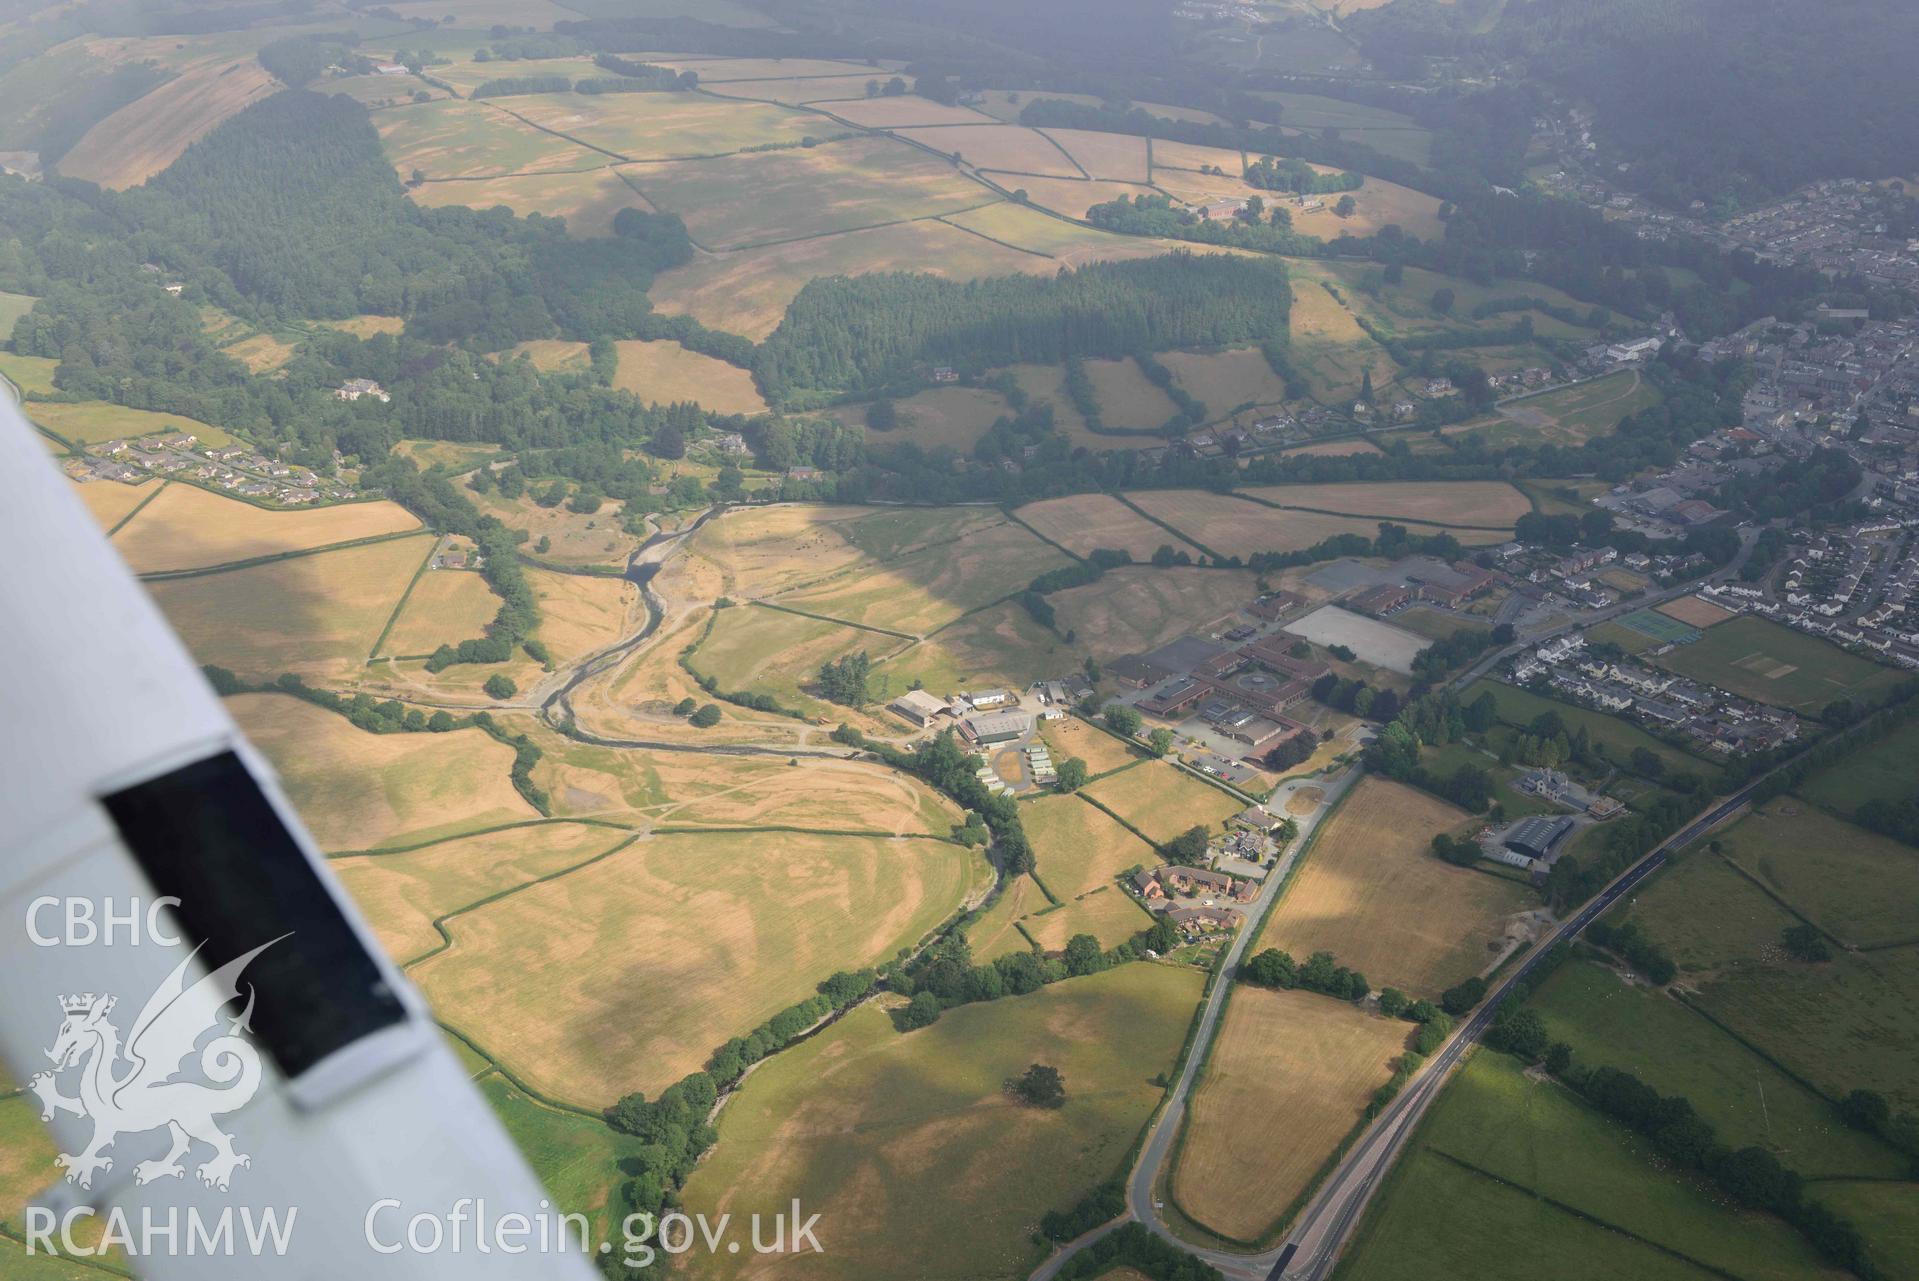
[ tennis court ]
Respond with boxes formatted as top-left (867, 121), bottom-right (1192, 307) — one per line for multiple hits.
top-left (1615, 609), bottom-right (1699, 646)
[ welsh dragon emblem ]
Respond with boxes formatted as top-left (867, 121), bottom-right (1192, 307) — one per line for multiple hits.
top-left (28, 941), bottom-right (275, 1192)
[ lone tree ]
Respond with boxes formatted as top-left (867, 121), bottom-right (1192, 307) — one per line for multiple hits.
top-left (483, 674), bottom-right (517, 700)
top-left (1008, 1063), bottom-right (1066, 1109)
top-left (1055, 757), bottom-right (1089, 792)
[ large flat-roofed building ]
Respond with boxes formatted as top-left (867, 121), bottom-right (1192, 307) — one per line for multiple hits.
top-left (1505, 815), bottom-right (1575, 861)
top-left (960, 711), bottom-right (1034, 746)
top-left (1140, 677), bottom-right (1207, 718)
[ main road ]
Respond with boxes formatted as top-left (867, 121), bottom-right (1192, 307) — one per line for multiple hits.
top-left (1030, 764), bottom-right (1363, 1280)
top-left (1032, 537), bottom-right (1769, 1281)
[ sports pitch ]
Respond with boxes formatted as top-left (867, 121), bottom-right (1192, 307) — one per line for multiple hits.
top-left (1650, 615), bottom-right (1905, 712)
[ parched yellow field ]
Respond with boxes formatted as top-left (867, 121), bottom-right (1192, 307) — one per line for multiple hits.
top-left (379, 568), bottom-right (499, 657)
top-left (689, 503), bottom-right (873, 595)
top-left (375, 98), bottom-right (601, 181)
top-left (318, 314), bottom-right (406, 338)
top-left (1041, 128), bottom-right (1150, 182)
top-left (1052, 566), bottom-right (1260, 660)
top-left (649, 215), bottom-right (1053, 340)
top-left (428, 56), bottom-right (597, 96)
top-left (695, 602), bottom-right (911, 712)
top-left (654, 56), bottom-right (887, 82)
top-left (1025, 792), bottom-right (1158, 900)
top-left (72, 476), bottom-right (159, 533)
top-left (531, 732), bottom-right (958, 835)
top-left (219, 331), bottom-right (297, 373)
top-left (967, 873), bottom-right (1044, 961)
top-left (58, 57), bottom-right (278, 188)
top-left (1150, 139), bottom-right (1249, 174)
top-left (1174, 987), bottom-right (1408, 1241)
top-left (1082, 760), bottom-right (1242, 846)
top-left (774, 515), bottom-right (1070, 635)
top-left (1084, 356), bottom-right (1181, 430)
top-left (1041, 716), bottom-right (1143, 777)
top-left (413, 829), bottom-right (989, 1102)
top-left (502, 91), bottom-right (820, 160)
top-left (835, 384), bottom-right (1009, 452)
top-left (231, 692), bottom-right (536, 851)
top-left (679, 963), bottom-right (1204, 1281)
top-left (897, 123), bottom-right (1080, 176)
top-left (333, 821), bottom-right (631, 963)
top-left (1014, 492), bottom-right (1206, 560)
top-left (1010, 175), bottom-right (1159, 220)
top-left (705, 75), bottom-right (882, 107)
top-left (323, 72), bottom-right (446, 108)
top-left (410, 166), bottom-right (651, 238)
top-left (940, 202), bottom-right (1232, 270)
top-left (527, 567), bottom-right (636, 664)
top-left (1023, 885), bottom-right (1156, 951)
top-left (1285, 278), bottom-right (1399, 404)
top-left (1282, 437), bottom-right (1382, 458)
top-left (499, 339), bottom-right (591, 373)
top-left (612, 338), bottom-right (767, 414)
top-left (872, 601), bottom-right (1078, 698)
top-left (148, 535), bottom-right (433, 680)
top-left (1154, 169), bottom-right (1444, 240)
top-left (1258, 777), bottom-right (1532, 997)
top-left (1241, 481), bottom-right (1530, 529)
top-left (114, 483), bottom-right (422, 573)
top-left (471, 488), bottom-right (640, 570)
top-left (1159, 347), bottom-right (1293, 417)
top-left (1126, 489), bottom-right (1391, 560)
top-left (625, 135), bottom-right (990, 250)
top-left (1659, 594), bottom-right (1736, 628)
top-left (823, 96), bottom-right (998, 128)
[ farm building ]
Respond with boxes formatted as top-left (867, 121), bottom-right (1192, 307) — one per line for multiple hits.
top-left (960, 711), bottom-right (1034, 746)
top-left (889, 689), bottom-right (953, 727)
top-left (1504, 815), bottom-right (1575, 861)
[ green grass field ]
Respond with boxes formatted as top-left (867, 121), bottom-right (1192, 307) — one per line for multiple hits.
top-left (1801, 718), bottom-right (1919, 816)
top-left (26, 399), bottom-right (237, 447)
top-left (1811, 1183), bottom-right (1919, 1281)
top-left (0, 289), bottom-right (35, 339)
top-left (1714, 800), bottom-right (1919, 948)
top-left (1531, 958), bottom-right (1902, 1179)
top-left (1626, 849), bottom-right (1801, 972)
top-left (1336, 1052), bottom-right (1848, 1281)
top-left (1588, 618), bottom-right (1661, 654)
top-left (678, 963), bottom-right (1204, 1281)
top-left (1689, 946), bottom-right (1919, 1116)
top-left (480, 1072), bottom-right (648, 1242)
top-left (1626, 840), bottom-right (1919, 1113)
top-left (0, 350), bottom-right (57, 397)
top-left (1464, 680), bottom-right (1724, 783)
top-left (1651, 616), bottom-right (1907, 713)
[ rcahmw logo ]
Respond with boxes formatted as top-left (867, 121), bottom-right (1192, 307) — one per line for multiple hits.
top-left (24, 934), bottom-right (299, 1258)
